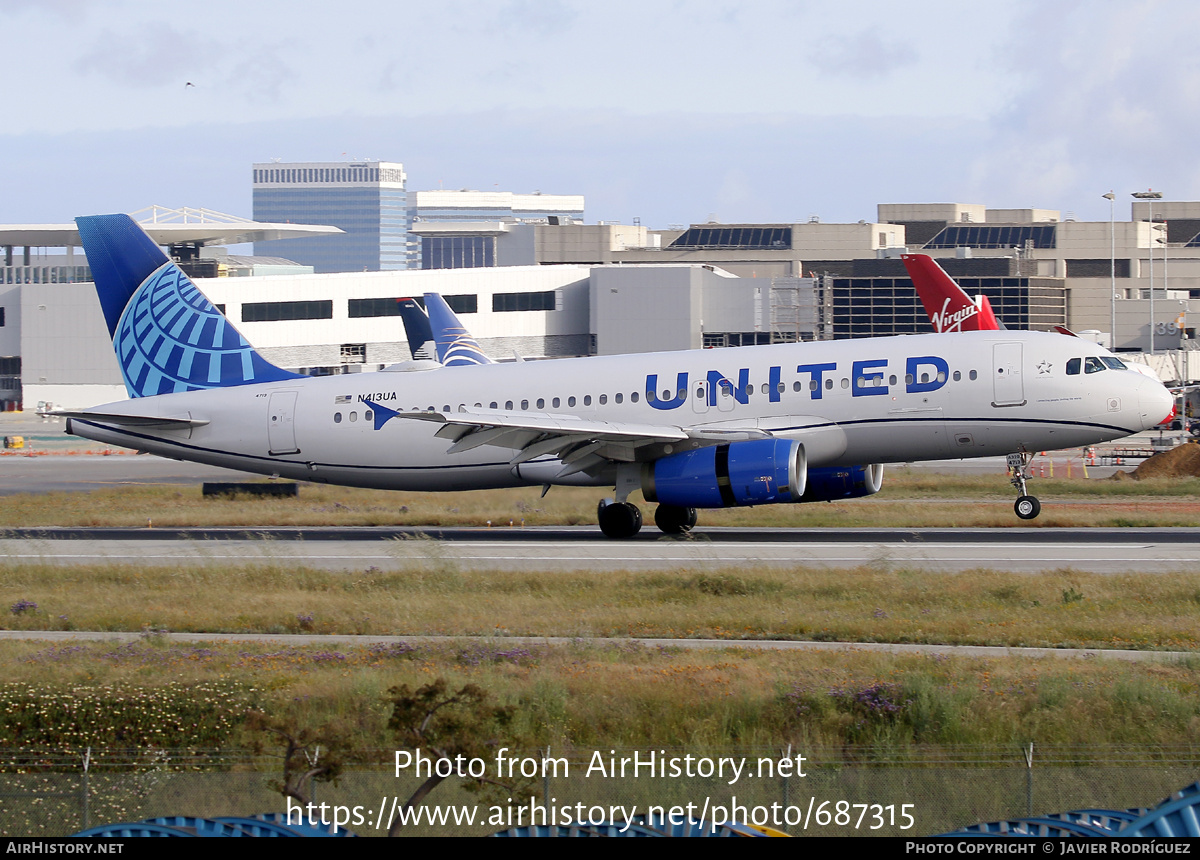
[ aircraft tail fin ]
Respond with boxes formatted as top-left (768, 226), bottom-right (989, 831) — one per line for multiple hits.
top-left (974, 293), bottom-right (1003, 330)
top-left (75, 214), bottom-right (301, 398)
top-left (424, 292), bottom-right (494, 366)
top-left (396, 298), bottom-right (438, 361)
top-left (902, 253), bottom-right (1000, 333)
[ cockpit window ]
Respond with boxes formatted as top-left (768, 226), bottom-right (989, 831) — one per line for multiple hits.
top-left (1100, 356), bottom-right (1127, 370)
top-left (1066, 358), bottom-right (1081, 375)
top-left (1084, 356), bottom-right (1105, 374)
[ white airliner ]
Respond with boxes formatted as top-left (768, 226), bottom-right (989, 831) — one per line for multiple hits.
top-left (903, 252), bottom-right (1176, 427)
top-left (56, 215), bottom-right (1172, 537)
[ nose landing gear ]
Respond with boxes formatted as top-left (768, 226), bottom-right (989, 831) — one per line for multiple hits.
top-left (1007, 451), bottom-right (1041, 520)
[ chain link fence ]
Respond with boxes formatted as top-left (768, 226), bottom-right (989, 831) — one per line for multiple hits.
top-left (2, 747), bottom-right (1198, 837)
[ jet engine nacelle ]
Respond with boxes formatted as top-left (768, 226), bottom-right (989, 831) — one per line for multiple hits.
top-left (800, 464), bottom-right (884, 502)
top-left (642, 439), bottom-right (806, 508)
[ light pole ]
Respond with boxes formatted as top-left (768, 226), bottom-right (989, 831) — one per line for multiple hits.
top-left (1103, 192), bottom-right (1115, 348)
top-left (1132, 190), bottom-right (1163, 352)
top-left (1155, 225), bottom-right (1168, 320)
top-left (1160, 223), bottom-right (1169, 334)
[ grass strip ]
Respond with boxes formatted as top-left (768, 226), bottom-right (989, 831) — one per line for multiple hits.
top-left (1, 638), bottom-right (1198, 752)
top-left (0, 473), bottom-right (1197, 528)
top-left (3, 562), bottom-right (1199, 652)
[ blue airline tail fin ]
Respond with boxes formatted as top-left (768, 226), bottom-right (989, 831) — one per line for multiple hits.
top-left (396, 298), bottom-right (438, 361)
top-left (424, 292), bottom-right (494, 366)
top-left (76, 214), bottom-right (302, 398)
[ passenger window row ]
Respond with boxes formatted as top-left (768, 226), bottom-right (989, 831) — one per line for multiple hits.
top-left (329, 367), bottom-right (982, 423)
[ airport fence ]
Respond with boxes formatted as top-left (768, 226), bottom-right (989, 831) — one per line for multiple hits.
top-left (1, 746), bottom-right (1198, 837)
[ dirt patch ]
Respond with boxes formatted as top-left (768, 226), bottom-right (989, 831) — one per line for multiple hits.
top-left (1115, 442), bottom-right (1200, 480)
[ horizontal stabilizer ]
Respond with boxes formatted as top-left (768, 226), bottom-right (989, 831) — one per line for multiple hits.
top-left (45, 410), bottom-right (210, 428)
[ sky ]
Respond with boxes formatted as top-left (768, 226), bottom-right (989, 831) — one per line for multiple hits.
top-left (2, 0), bottom-right (1198, 228)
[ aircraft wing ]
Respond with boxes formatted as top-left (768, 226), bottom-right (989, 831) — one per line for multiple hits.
top-left (387, 405), bottom-right (771, 477)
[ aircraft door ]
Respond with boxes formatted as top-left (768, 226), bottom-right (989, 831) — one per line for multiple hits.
top-left (992, 343), bottom-right (1025, 407)
top-left (268, 390), bottom-right (301, 455)
top-left (692, 380), bottom-right (710, 414)
top-left (716, 378), bottom-right (737, 413)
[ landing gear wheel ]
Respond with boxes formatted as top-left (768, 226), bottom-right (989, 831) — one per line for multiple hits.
top-left (1006, 451), bottom-right (1042, 521)
top-left (1014, 495), bottom-right (1041, 520)
top-left (598, 501), bottom-right (643, 539)
top-left (654, 504), bottom-right (698, 534)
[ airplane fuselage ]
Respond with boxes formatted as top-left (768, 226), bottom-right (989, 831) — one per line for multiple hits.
top-left (68, 330), bottom-right (1169, 495)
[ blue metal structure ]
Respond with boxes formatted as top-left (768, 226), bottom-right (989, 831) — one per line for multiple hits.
top-left (1118, 783), bottom-right (1200, 838)
top-left (72, 813), bottom-right (358, 838)
top-left (939, 781), bottom-right (1200, 838)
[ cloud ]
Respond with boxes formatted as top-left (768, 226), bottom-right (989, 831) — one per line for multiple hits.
top-left (0, 109), bottom-right (991, 228)
top-left (73, 21), bottom-right (223, 89)
top-left (224, 45), bottom-right (295, 106)
top-left (0, 0), bottom-right (90, 17)
top-left (495, 0), bottom-right (578, 36)
top-left (969, 0), bottom-right (1200, 214)
top-left (811, 27), bottom-right (919, 78)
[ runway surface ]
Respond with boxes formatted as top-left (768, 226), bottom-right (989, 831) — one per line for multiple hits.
top-left (0, 453), bottom-right (262, 495)
top-left (2, 526), bottom-right (1198, 573)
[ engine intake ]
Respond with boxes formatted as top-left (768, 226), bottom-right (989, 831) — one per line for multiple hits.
top-left (642, 439), bottom-right (806, 508)
top-left (801, 464), bottom-right (884, 502)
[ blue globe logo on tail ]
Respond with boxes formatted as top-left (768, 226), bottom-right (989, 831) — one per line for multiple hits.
top-left (77, 213), bottom-right (299, 399)
top-left (116, 263), bottom-right (293, 396)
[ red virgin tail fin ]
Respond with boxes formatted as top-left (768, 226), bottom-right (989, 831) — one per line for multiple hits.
top-left (902, 253), bottom-right (1000, 332)
top-left (975, 293), bottom-right (1001, 330)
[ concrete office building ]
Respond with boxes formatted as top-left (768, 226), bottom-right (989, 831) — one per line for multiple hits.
top-left (409, 190), bottom-right (585, 269)
top-left (463, 202), bottom-right (1199, 355)
top-left (252, 161), bottom-right (409, 273)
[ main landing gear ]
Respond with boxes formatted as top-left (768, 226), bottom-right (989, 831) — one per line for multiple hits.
top-left (599, 464), bottom-right (699, 538)
top-left (1006, 451), bottom-right (1041, 520)
top-left (654, 503), bottom-right (698, 535)
top-left (597, 499), bottom-right (699, 538)
top-left (598, 499), bottom-right (642, 539)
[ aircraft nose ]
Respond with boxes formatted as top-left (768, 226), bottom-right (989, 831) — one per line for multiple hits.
top-left (1137, 378), bottom-right (1174, 430)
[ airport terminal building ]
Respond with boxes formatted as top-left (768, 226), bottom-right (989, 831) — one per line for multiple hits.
top-left (2, 196), bottom-right (1199, 412)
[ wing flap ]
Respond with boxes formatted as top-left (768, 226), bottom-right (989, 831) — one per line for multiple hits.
top-left (396, 408), bottom-right (843, 472)
top-left (402, 409), bottom-right (691, 443)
